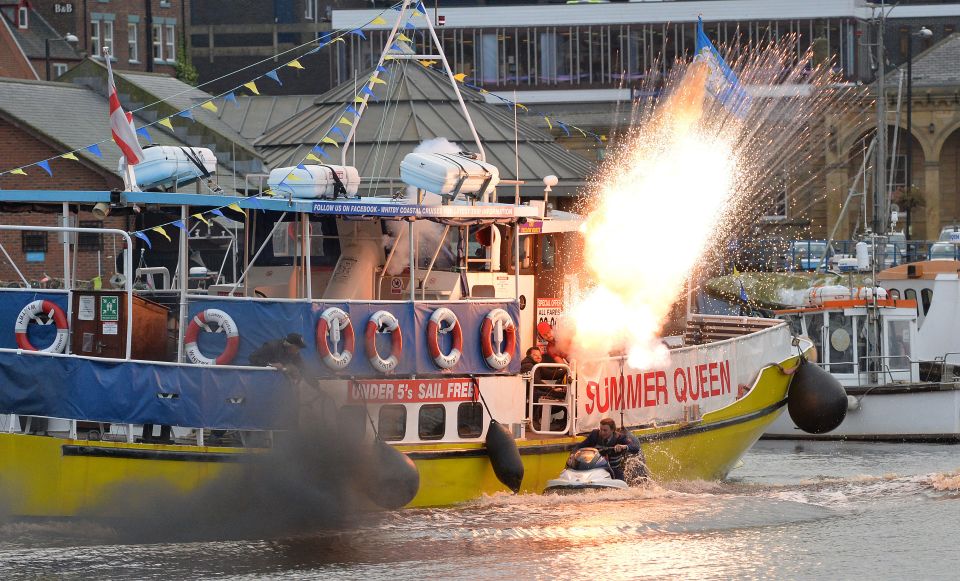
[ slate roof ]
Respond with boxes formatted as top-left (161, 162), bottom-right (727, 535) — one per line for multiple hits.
top-left (254, 63), bottom-right (596, 197)
top-left (0, 5), bottom-right (81, 61)
top-left (886, 32), bottom-right (960, 88)
top-left (0, 77), bottom-right (237, 184)
top-left (216, 95), bottom-right (315, 141)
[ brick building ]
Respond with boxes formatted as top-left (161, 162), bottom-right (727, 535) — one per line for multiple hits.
top-left (11, 0), bottom-right (190, 80)
top-left (0, 0), bottom-right (82, 80)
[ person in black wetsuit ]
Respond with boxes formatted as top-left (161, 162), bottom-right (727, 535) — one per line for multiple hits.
top-left (249, 333), bottom-right (307, 376)
top-left (572, 417), bottom-right (640, 481)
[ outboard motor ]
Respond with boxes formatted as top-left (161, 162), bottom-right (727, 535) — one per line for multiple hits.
top-left (485, 420), bottom-right (523, 493)
top-left (787, 357), bottom-right (847, 434)
top-left (361, 439), bottom-right (420, 509)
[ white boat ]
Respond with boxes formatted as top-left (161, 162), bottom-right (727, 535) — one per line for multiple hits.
top-left (128, 145), bottom-right (218, 190)
top-left (766, 259), bottom-right (960, 441)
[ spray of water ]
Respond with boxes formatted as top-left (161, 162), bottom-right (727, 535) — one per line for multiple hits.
top-left (565, 38), bottom-right (859, 365)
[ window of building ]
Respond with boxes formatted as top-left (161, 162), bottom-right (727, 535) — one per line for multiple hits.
top-left (52, 63), bottom-right (68, 78)
top-left (21, 232), bottom-right (47, 253)
top-left (378, 405), bottom-right (406, 441)
top-left (77, 221), bottom-right (104, 251)
top-left (17, 6), bottom-right (27, 29)
top-left (91, 20), bottom-right (101, 56)
top-left (103, 20), bottom-right (114, 58)
top-left (128, 22), bottom-right (138, 62)
top-left (165, 24), bottom-right (175, 61)
top-left (418, 404), bottom-right (446, 440)
top-left (152, 23), bottom-right (163, 61)
top-left (305, 0), bottom-right (315, 20)
top-left (457, 403), bottom-right (484, 438)
top-left (763, 175), bottom-right (788, 221)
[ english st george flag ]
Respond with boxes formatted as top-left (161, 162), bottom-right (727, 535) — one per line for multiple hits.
top-left (105, 49), bottom-right (144, 164)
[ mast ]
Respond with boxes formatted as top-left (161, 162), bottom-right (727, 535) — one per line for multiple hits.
top-left (873, 7), bottom-right (888, 239)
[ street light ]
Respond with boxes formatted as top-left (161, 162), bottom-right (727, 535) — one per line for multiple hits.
top-left (45, 32), bottom-right (79, 80)
top-left (905, 25), bottom-right (933, 225)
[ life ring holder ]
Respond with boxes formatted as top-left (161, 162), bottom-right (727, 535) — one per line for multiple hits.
top-left (366, 310), bottom-right (403, 373)
top-left (184, 308), bottom-right (240, 365)
top-left (14, 300), bottom-right (69, 353)
top-left (480, 308), bottom-right (517, 370)
top-left (317, 307), bottom-right (355, 370)
top-left (427, 307), bottom-right (463, 369)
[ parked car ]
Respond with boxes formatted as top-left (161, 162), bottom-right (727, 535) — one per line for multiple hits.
top-left (929, 242), bottom-right (960, 261)
top-left (938, 226), bottom-right (960, 242)
top-left (785, 240), bottom-right (829, 271)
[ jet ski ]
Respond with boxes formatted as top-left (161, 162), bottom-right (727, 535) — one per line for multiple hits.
top-left (544, 447), bottom-right (629, 493)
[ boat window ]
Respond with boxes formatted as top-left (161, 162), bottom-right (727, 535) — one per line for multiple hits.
top-left (888, 288), bottom-right (900, 300)
top-left (541, 235), bottom-right (556, 270)
top-left (856, 317), bottom-right (879, 374)
top-left (378, 405), bottom-right (407, 441)
top-left (457, 402), bottom-right (484, 438)
top-left (804, 313), bottom-right (823, 358)
top-left (338, 405), bottom-right (367, 441)
top-left (828, 312), bottom-right (854, 373)
top-left (418, 404), bottom-right (446, 440)
top-left (520, 235), bottom-right (533, 271)
top-left (904, 288), bottom-right (917, 302)
top-left (886, 319), bottom-right (911, 371)
top-left (921, 288), bottom-right (933, 315)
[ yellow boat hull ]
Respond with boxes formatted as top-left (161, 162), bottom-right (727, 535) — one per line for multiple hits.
top-left (0, 358), bottom-right (795, 517)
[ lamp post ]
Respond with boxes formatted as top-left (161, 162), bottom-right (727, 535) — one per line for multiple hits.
top-left (905, 25), bottom-right (933, 228)
top-left (45, 32), bottom-right (79, 80)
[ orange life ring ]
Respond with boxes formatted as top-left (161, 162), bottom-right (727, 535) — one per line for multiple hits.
top-left (14, 300), bottom-right (68, 353)
top-left (366, 310), bottom-right (402, 373)
top-left (427, 307), bottom-right (462, 369)
top-left (317, 307), bottom-right (355, 370)
top-left (184, 309), bottom-right (240, 365)
top-left (480, 308), bottom-right (516, 370)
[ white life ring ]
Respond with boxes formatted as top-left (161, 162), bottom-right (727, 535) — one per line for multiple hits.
top-left (15, 300), bottom-right (69, 353)
top-left (366, 310), bottom-right (402, 373)
top-left (480, 308), bottom-right (517, 370)
top-left (184, 309), bottom-right (239, 365)
top-left (317, 307), bottom-right (354, 370)
top-left (427, 307), bottom-right (462, 369)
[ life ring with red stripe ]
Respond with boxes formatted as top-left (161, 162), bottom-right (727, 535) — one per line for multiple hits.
top-left (317, 307), bottom-right (354, 370)
top-left (427, 307), bottom-right (462, 369)
top-left (14, 300), bottom-right (68, 353)
top-left (184, 309), bottom-right (240, 365)
top-left (366, 310), bottom-right (402, 373)
top-left (480, 308), bottom-right (516, 370)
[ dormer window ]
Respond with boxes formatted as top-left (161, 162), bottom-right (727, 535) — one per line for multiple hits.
top-left (17, 6), bottom-right (28, 29)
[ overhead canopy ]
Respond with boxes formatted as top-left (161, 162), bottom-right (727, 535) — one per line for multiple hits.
top-left (254, 62), bottom-right (596, 198)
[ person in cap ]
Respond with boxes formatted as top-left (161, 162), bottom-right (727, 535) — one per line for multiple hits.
top-left (249, 332), bottom-right (308, 375)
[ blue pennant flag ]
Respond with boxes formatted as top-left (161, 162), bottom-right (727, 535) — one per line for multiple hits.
top-left (296, 163), bottom-right (307, 170)
top-left (134, 231), bottom-right (152, 249)
top-left (248, 196), bottom-right (264, 212)
top-left (330, 126), bottom-right (348, 139)
top-left (211, 208), bottom-right (225, 218)
top-left (389, 43), bottom-right (402, 52)
top-left (351, 29), bottom-right (366, 40)
top-left (695, 17), bottom-right (750, 116)
top-left (361, 85), bottom-right (376, 97)
top-left (305, 46), bottom-right (321, 55)
top-left (171, 220), bottom-right (186, 231)
top-left (376, 65), bottom-right (388, 74)
top-left (393, 4), bottom-right (402, 10)
top-left (555, 121), bottom-right (571, 137)
top-left (312, 146), bottom-right (330, 159)
top-left (265, 70), bottom-right (282, 86)
top-left (178, 109), bottom-right (194, 121)
top-left (136, 127), bottom-right (152, 143)
top-left (37, 160), bottom-right (52, 176)
top-left (345, 105), bottom-right (361, 117)
top-left (86, 144), bottom-right (103, 158)
top-left (739, 280), bottom-right (749, 303)
top-left (224, 92), bottom-right (239, 107)
top-left (404, 21), bottom-right (416, 30)
top-left (415, 2), bottom-right (426, 15)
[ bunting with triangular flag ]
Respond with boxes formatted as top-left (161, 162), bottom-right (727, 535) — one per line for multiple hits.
top-left (136, 127), bottom-right (152, 142)
top-left (351, 29), bottom-right (366, 40)
top-left (227, 202), bottom-right (243, 213)
top-left (192, 212), bottom-right (210, 225)
top-left (211, 209), bottom-right (225, 218)
top-left (224, 92), bottom-right (238, 106)
top-left (171, 220), bottom-right (186, 231)
top-left (370, 76), bottom-right (387, 85)
top-left (453, 73), bottom-right (466, 82)
top-left (286, 59), bottom-right (304, 70)
top-left (134, 231), bottom-right (152, 249)
top-left (321, 137), bottom-right (339, 147)
top-left (244, 81), bottom-right (260, 95)
top-left (372, 16), bottom-right (387, 25)
top-left (338, 116), bottom-right (353, 126)
top-left (158, 117), bottom-right (174, 130)
top-left (201, 101), bottom-right (218, 113)
top-left (61, 152), bottom-right (79, 161)
top-left (265, 70), bottom-right (282, 86)
top-left (178, 110), bottom-right (195, 121)
top-left (86, 144), bottom-right (103, 157)
top-left (37, 160), bottom-right (52, 176)
top-left (151, 226), bottom-right (171, 242)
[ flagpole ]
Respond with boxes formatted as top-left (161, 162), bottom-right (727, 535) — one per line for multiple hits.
top-left (104, 46), bottom-right (143, 192)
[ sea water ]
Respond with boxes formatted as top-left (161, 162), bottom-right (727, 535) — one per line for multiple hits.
top-left (3, 440), bottom-right (960, 579)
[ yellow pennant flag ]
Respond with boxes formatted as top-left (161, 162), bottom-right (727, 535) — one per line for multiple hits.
top-left (151, 226), bottom-right (171, 242)
top-left (419, 60), bottom-right (437, 67)
top-left (515, 103), bottom-right (528, 111)
top-left (733, 265), bottom-right (740, 276)
top-left (262, 189), bottom-right (275, 196)
top-left (227, 202), bottom-right (243, 213)
top-left (544, 116), bottom-right (553, 130)
top-left (10, 168), bottom-right (27, 175)
top-left (61, 152), bottom-right (79, 161)
top-left (192, 212), bottom-right (210, 225)
top-left (321, 136), bottom-right (340, 147)
top-left (331, 38), bottom-right (344, 44)
top-left (369, 76), bottom-right (386, 85)
top-left (306, 153), bottom-right (322, 163)
top-left (244, 81), bottom-right (260, 95)
top-left (338, 116), bottom-right (353, 126)
top-left (158, 117), bottom-right (174, 130)
top-left (575, 126), bottom-right (587, 137)
top-left (453, 73), bottom-right (466, 82)
top-left (396, 33), bottom-right (412, 43)
top-left (286, 173), bottom-right (303, 182)
top-left (286, 59), bottom-right (304, 70)
top-left (354, 96), bottom-right (366, 103)
top-left (371, 16), bottom-right (387, 25)
top-left (201, 101), bottom-right (218, 113)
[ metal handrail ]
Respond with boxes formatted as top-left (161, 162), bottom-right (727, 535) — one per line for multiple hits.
top-left (526, 362), bottom-right (572, 436)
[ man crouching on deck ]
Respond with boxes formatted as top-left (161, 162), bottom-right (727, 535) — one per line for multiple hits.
top-left (572, 418), bottom-right (640, 481)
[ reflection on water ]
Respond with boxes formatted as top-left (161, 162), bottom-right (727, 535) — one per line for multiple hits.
top-left (3, 441), bottom-right (960, 580)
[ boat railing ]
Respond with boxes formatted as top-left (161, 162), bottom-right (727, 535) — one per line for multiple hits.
top-left (836, 354), bottom-right (916, 385)
top-left (936, 352), bottom-right (960, 383)
top-left (526, 363), bottom-right (573, 436)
